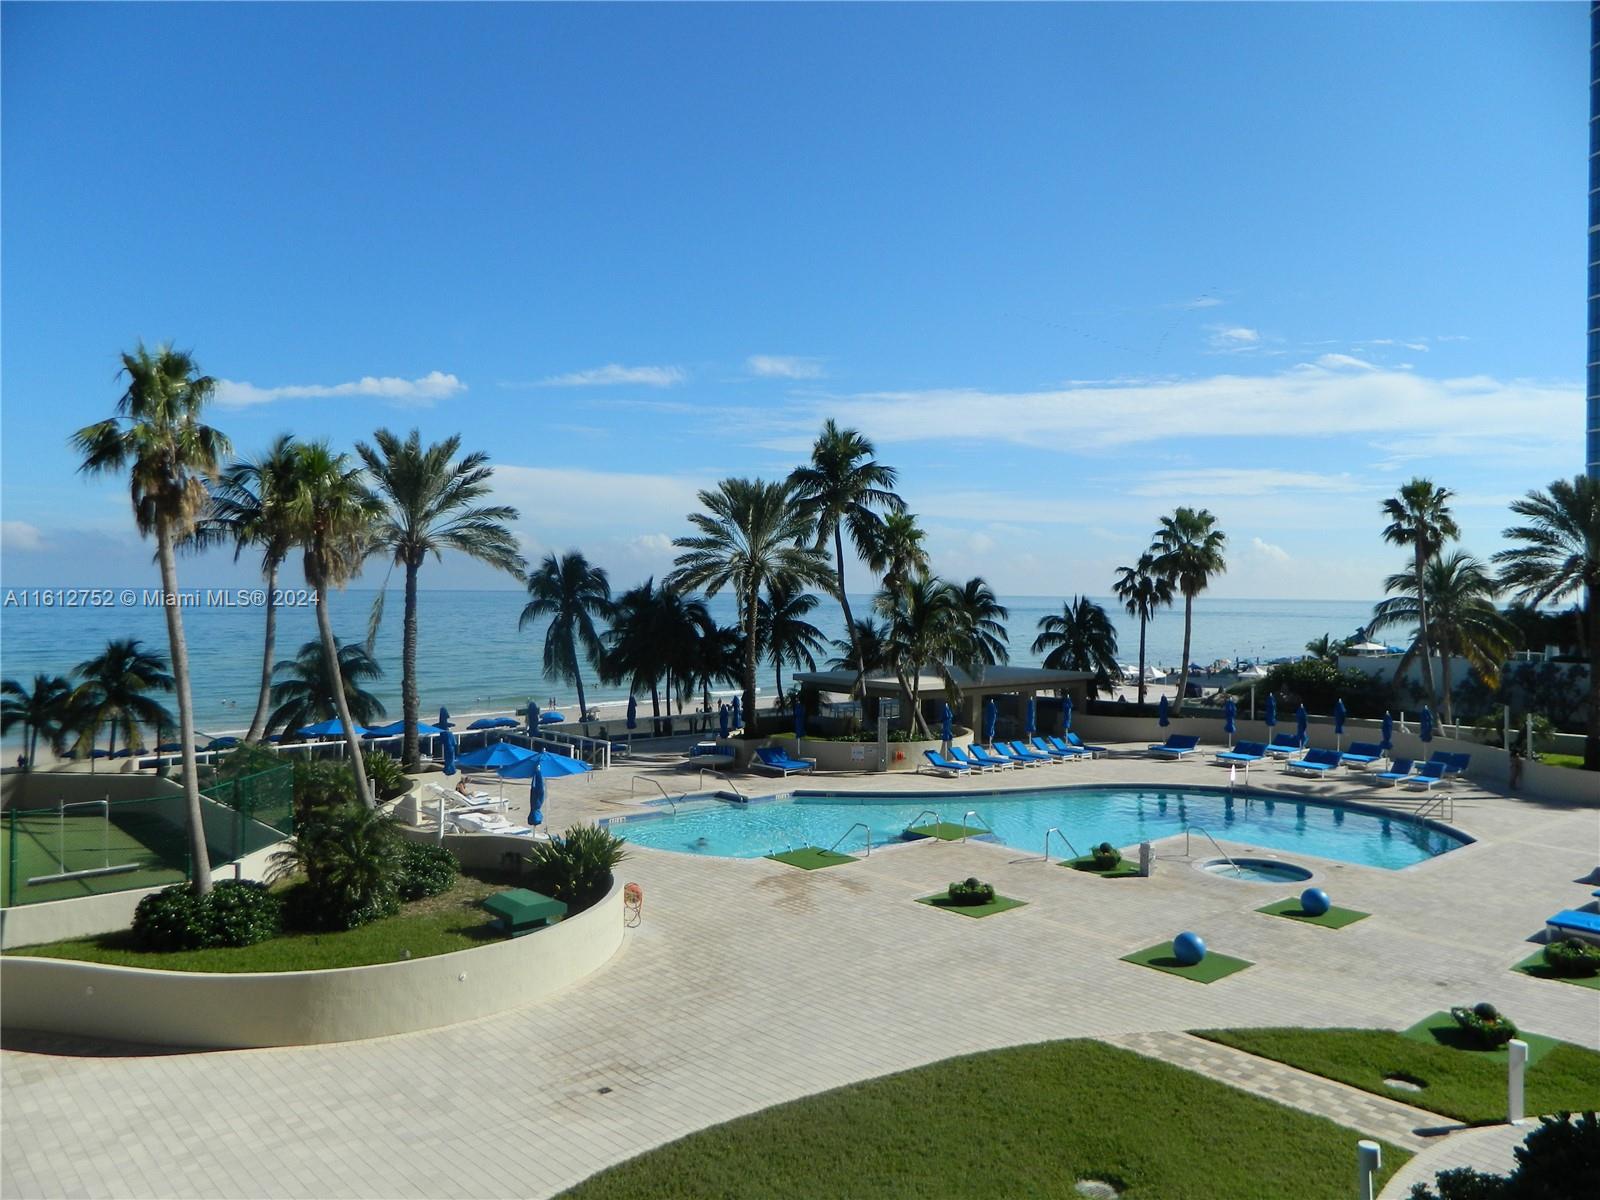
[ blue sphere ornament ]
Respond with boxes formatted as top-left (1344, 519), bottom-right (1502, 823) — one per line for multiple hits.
top-left (1173, 931), bottom-right (1207, 966)
top-left (1300, 887), bottom-right (1330, 917)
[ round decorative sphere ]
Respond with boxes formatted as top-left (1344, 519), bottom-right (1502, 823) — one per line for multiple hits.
top-left (1173, 931), bottom-right (1207, 966)
top-left (1300, 887), bottom-right (1331, 917)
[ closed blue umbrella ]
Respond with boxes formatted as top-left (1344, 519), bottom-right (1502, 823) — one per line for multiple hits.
top-left (1025, 697), bottom-right (1037, 736)
top-left (1223, 696), bottom-right (1237, 747)
top-left (528, 763), bottom-right (545, 826)
top-left (794, 701), bottom-right (806, 738)
top-left (1420, 706), bottom-right (1434, 744)
top-left (718, 703), bottom-right (729, 739)
top-left (1264, 694), bottom-right (1278, 731)
top-left (1295, 703), bottom-right (1308, 746)
top-left (1332, 699), bottom-right (1347, 751)
top-left (940, 702), bottom-right (953, 749)
top-left (731, 696), bottom-right (742, 729)
top-left (1380, 710), bottom-right (1394, 753)
top-left (626, 696), bottom-right (637, 730)
top-left (528, 701), bottom-right (540, 731)
top-left (984, 698), bottom-right (998, 744)
top-left (1158, 695), bottom-right (1170, 727)
top-left (438, 707), bottom-right (453, 729)
top-left (442, 728), bottom-right (457, 776)
top-left (1063, 695), bottom-right (1074, 734)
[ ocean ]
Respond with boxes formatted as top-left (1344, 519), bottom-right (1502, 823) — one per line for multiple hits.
top-left (0, 589), bottom-right (1377, 745)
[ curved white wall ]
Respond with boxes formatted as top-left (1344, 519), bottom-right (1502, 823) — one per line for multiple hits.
top-left (1, 877), bottom-right (625, 1049)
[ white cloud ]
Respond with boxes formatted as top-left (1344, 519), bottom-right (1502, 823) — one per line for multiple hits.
top-left (747, 355), bottom-right (825, 380)
top-left (1182, 296), bottom-right (1224, 309)
top-left (530, 364), bottom-right (685, 388)
top-left (1314, 353), bottom-right (1378, 371)
top-left (1250, 536), bottom-right (1290, 563)
top-left (1129, 469), bottom-right (1368, 499)
top-left (215, 371), bottom-right (465, 409)
top-left (1208, 326), bottom-right (1260, 349)
top-left (493, 465), bottom-right (709, 532)
top-left (0, 521), bottom-right (44, 550)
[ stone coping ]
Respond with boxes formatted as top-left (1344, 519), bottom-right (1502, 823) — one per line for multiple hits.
top-left (0, 876), bottom-right (625, 1049)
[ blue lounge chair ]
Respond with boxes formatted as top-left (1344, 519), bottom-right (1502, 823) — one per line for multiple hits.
top-left (753, 746), bottom-right (815, 776)
top-left (992, 741), bottom-right (1044, 767)
top-left (1030, 736), bottom-right (1080, 761)
top-left (1147, 735), bottom-right (1200, 759)
top-left (1370, 757), bottom-right (1416, 786)
top-left (1214, 740), bottom-right (1268, 765)
top-left (967, 744), bottom-right (1018, 769)
top-left (1546, 909), bottom-right (1600, 945)
top-left (1444, 752), bottom-right (1471, 777)
top-left (1285, 748), bottom-right (1343, 776)
top-left (1339, 741), bottom-right (1385, 769)
top-left (921, 749), bottom-right (971, 777)
top-left (1063, 732), bottom-right (1109, 758)
top-left (948, 745), bottom-right (999, 773)
top-left (1264, 733), bottom-right (1306, 758)
top-left (1007, 740), bottom-right (1055, 764)
top-left (1402, 760), bottom-right (1448, 790)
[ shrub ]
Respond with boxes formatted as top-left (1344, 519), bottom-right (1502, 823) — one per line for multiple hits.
top-left (270, 803), bottom-right (402, 931)
top-left (525, 824), bottom-right (628, 912)
top-left (210, 741), bottom-right (281, 782)
top-left (1091, 841), bottom-right (1122, 870)
top-left (291, 759), bottom-right (357, 823)
top-left (364, 749), bottom-right (411, 802)
top-left (200, 880), bottom-right (282, 947)
top-left (132, 886), bottom-right (204, 951)
top-left (1408, 1110), bottom-right (1599, 1199)
top-left (946, 877), bottom-right (996, 906)
top-left (396, 840), bottom-right (458, 901)
top-left (1544, 938), bottom-right (1600, 978)
top-left (1450, 1002), bottom-right (1518, 1049)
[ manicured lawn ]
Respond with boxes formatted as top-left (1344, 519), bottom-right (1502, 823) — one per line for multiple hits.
top-left (905, 822), bottom-right (987, 841)
top-left (1122, 943), bottom-right (1253, 984)
top-left (1256, 897), bottom-right (1369, 929)
top-left (4, 872), bottom-right (513, 972)
top-left (1512, 949), bottom-right (1600, 991)
top-left (915, 893), bottom-right (1026, 919)
top-left (556, 1040), bottom-right (1410, 1199)
top-left (766, 847), bottom-right (857, 870)
top-left (1066, 855), bottom-right (1142, 878)
top-left (1194, 1027), bottom-right (1600, 1124)
top-left (1541, 753), bottom-right (1583, 769)
top-left (1400, 1011), bottom-right (1560, 1066)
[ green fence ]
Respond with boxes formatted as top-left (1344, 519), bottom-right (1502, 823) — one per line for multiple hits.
top-left (1, 764), bottom-right (294, 908)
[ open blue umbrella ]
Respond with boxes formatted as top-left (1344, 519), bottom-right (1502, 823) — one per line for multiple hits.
top-left (366, 720), bottom-right (445, 738)
top-left (1295, 703), bottom-right (1308, 745)
top-left (626, 695), bottom-right (637, 731)
top-left (502, 750), bottom-right (590, 779)
top-left (298, 717), bottom-right (367, 738)
top-left (493, 717), bottom-right (521, 728)
top-left (528, 762), bottom-right (545, 826)
top-left (1158, 694), bottom-right (1170, 727)
top-left (940, 702), bottom-right (953, 748)
top-left (794, 701), bottom-right (806, 738)
top-left (983, 698), bottom-right (998, 744)
top-left (1223, 696), bottom-right (1237, 747)
top-left (1063, 694), bottom-right (1074, 734)
top-left (456, 741), bottom-right (536, 771)
top-left (731, 696), bottom-right (742, 729)
top-left (1025, 697), bottom-right (1037, 736)
top-left (539, 711), bottom-right (564, 725)
top-left (718, 703), bottom-right (729, 739)
top-left (1380, 710), bottom-right (1394, 753)
top-left (1419, 706), bottom-right (1434, 744)
top-left (1332, 699), bottom-right (1347, 751)
top-left (467, 717), bottom-right (499, 730)
top-left (1264, 694), bottom-right (1278, 731)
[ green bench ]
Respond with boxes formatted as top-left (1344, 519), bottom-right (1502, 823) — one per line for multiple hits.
top-left (483, 888), bottom-right (567, 937)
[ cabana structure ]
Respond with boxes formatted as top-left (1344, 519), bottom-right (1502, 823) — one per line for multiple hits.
top-left (792, 665), bottom-right (1095, 739)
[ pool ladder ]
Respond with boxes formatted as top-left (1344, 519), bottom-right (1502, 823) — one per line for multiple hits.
top-left (629, 776), bottom-right (684, 814)
top-left (1185, 824), bottom-right (1240, 874)
top-left (697, 769), bottom-right (746, 801)
top-left (1043, 827), bottom-right (1081, 864)
top-left (828, 822), bottom-right (873, 856)
top-left (959, 810), bottom-right (995, 843)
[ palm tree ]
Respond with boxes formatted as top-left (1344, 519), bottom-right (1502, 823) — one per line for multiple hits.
top-left (195, 434), bottom-right (300, 743)
top-left (1112, 553), bottom-right (1174, 705)
top-left (359, 429), bottom-right (524, 768)
top-left (949, 577), bottom-right (1010, 668)
top-left (71, 342), bottom-right (230, 893)
top-left (1494, 475), bottom-right (1600, 770)
top-left (788, 421), bottom-right (902, 697)
top-left (601, 579), bottom-right (669, 722)
top-left (281, 441), bottom-right (384, 808)
top-left (520, 552), bottom-right (613, 725)
top-left (865, 510), bottom-right (929, 594)
top-left (756, 584), bottom-right (828, 702)
top-left (1304, 633), bottom-right (1347, 665)
top-left (874, 575), bottom-right (980, 736)
top-left (1149, 507), bottom-right (1228, 714)
top-left (1032, 597), bottom-right (1120, 698)
top-left (1, 674), bottom-right (75, 767)
top-left (668, 478), bottom-right (832, 730)
top-left (1381, 478), bottom-right (1460, 705)
top-left (266, 638), bottom-right (387, 737)
top-left (690, 624), bottom-right (746, 715)
top-left (828, 616), bottom-right (893, 694)
top-left (1371, 552), bottom-right (1515, 728)
top-left (70, 638), bottom-right (176, 759)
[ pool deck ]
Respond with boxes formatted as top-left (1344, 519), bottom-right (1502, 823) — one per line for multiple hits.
top-left (3, 744), bottom-right (1597, 1198)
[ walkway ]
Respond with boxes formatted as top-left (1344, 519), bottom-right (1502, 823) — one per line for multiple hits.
top-left (1378, 1120), bottom-right (1535, 1198)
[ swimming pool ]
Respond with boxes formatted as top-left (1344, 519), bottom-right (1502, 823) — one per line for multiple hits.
top-left (606, 786), bottom-right (1468, 870)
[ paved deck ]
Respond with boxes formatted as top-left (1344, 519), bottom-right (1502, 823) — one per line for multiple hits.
top-left (3, 745), bottom-right (1597, 1198)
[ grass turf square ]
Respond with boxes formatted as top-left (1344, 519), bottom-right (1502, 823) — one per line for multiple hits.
top-left (1400, 1011), bottom-right (1559, 1066)
top-left (1257, 898), bottom-right (1370, 929)
top-left (1065, 855), bottom-right (1142, 878)
top-left (765, 847), bottom-right (857, 870)
top-left (1511, 949), bottom-right (1600, 991)
top-left (916, 893), bottom-right (1027, 919)
top-left (906, 822), bottom-right (986, 841)
top-left (1121, 942), bottom-right (1252, 984)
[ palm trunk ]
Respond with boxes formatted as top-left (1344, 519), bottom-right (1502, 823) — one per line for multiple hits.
top-left (245, 560), bottom-right (279, 743)
top-left (1174, 594), bottom-right (1194, 715)
top-left (315, 586), bottom-right (374, 809)
top-left (572, 642), bottom-right (590, 725)
top-left (401, 558), bottom-right (421, 770)
top-left (1439, 638), bottom-right (1454, 728)
top-left (744, 584), bottom-right (759, 736)
top-left (156, 522), bottom-right (213, 896)
top-left (1586, 587), bottom-right (1600, 771)
top-left (1137, 613), bottom-right (1148, 706)
top-left (775, 661), bottom-right (784, 708)
top-left (897, 671), bottom-right (918, 734)
top-left (834, 527), bottom-right (863, 699)
top-left (1414, 547), bottom-right (1437, 703)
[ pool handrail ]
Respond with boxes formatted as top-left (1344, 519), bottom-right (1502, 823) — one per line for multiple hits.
top-left (629, 776), bottom-right (683, 813)
top-left (960, 809), bottom-right (995, 843)
top-left (1043, 826), bottom-right (1080, 864)
top-left (698, 769), bottom-right (745, 800)
top-left (828, 822), bottom-right (873, 856)
top-left (1184, 824), bottom-right (1240, 874)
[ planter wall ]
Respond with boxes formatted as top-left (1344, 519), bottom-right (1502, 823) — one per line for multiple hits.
top-left (0, 877), bottom-right (626, 1048)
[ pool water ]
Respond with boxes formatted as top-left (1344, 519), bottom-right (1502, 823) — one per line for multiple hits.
top-left (1201, 858), bottom-right (1315, 883)
top-left (607, 787), bottom-right (1466, 871)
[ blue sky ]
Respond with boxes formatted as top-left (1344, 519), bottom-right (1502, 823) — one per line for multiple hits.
top-left (0, 2), bottom-right (1583, 601)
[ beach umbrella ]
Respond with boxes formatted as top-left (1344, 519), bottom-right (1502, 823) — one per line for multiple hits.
top-left (1420, 706), bottom-right (1434, 744)
top-left (794, 701), bottom-right (806, 738)
top-left (539, 711), bottom-right (564, 725)
top-left (1380, 710), bottom-right (1393, 753)
top-left (502, 750), bottom-right (590, 779)
top-left (1295, 703), bottom-right (1308, 745)
top-left (718, 703), bottom-right (729, 739)
top-left (456, 741), bottom-right (536, 771)
top-left (438, 707), bottom-right (453, 729)
top-left (1063, 695), bottom-right (1074, 734)
top-left (527, 701), bottom-right (540, 731)
top-left (1025, 697), bottom-right (1037, 736)
top-left (1223, 696), bottom-right (1237, 747)
top-left (984, 698), bottom-right (998, 744)
top-left (441, 728), bottom-right (457, 776)
top-left (207, 736), bottom-right (240, 750)
top-left (528, 762), bottom-right (545, 826)
top-left (1158, 695), bottom-right (1170, 728)
top-left (297, 717), bottom-right (367, 738)
top-left (1264, 694), bottom-right (1278, 731)
top-left (940, 702), bottom-right (953, 751)
top-left (1332, 699), bottom-right (1347, 751)
top-left (467, 718), bottom-right (499, 730)
top-left (731, 696), bottom-right (742, 729)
